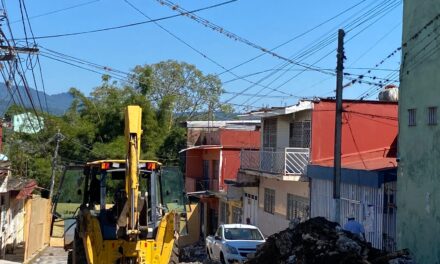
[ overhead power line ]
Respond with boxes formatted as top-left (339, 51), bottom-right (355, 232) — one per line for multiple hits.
top-left (217, 0), bottom-right (401, 106)
top-left (156, 0), bottom-right (335, 76)
top-left (121, 0), bottom-right (294, 97)
top-left (15, 0), bottom-right (238, 40)
top-left (11, 0), bottom-right (100, 24)
top-left (215, 0), bottom-right (368, 77)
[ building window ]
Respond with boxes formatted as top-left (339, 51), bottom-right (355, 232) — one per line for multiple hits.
top-left (263, 118), bottom-right (277, 150)
top-left (290, 121), bottom-right (311, 148)
top-left (408, 109), bottom-right (416, 126)
top-left (264, 188), bottom-right (275, 214)
top-left (286, 194), bottom-right (310, 221)
top-left (212, 160), bottom-right (219, 179)
top-left (428, 107), bottom-right (437, 125)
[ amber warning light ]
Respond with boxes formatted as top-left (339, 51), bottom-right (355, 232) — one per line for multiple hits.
top-left (101, 162), bottom-right (110, 170)
top-left (146, 162), bottom-right (156, 170)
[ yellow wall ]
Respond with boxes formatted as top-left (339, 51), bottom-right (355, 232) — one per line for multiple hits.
top-left (178, 203), bottom-right (200, 247)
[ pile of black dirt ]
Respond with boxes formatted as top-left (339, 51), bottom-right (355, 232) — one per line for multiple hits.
top-left (246, 217), bottom-right (414, 264)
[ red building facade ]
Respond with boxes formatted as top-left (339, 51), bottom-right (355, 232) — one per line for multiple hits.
top-left (310, 99), bottom-right (398, 168)
top-left (182, 121), bottom-right (260, 235)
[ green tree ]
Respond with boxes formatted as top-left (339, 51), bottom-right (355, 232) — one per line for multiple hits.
top-left (132, 60), bottom-right (225, 121)
top-left (3, 60), bottom-right (232, 189)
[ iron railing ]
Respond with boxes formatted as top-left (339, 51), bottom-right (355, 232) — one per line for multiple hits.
top-left (195, 178), bottom-right (219, 192)
top-left (241, 148), bottom-right (309, 175)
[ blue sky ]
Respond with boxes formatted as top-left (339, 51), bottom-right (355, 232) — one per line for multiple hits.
top-left (5, 0), bottom-right (403, 111)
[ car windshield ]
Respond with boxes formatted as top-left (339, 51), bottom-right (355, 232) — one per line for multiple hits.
top-left (224, 228), bottom-right (263, 240)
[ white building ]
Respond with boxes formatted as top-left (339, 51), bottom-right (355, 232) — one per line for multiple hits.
top-left (13, 113), bottom-right (44, 134)
top-left (236, 101), bottom-right (312, 236)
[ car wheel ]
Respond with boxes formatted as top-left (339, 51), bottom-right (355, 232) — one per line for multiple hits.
top-left (220, 252), bottom-right (226, 264)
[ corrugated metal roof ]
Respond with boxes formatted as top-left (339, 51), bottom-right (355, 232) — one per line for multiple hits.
top-left (240, 100), bottom-right (313, 118)
top-left (179, 145), bottom-right (222, 153)
top-left (185, 120), bottom-right (260, 128)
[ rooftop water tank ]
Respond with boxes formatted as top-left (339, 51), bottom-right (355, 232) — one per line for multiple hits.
top-left (378, 84), bottom-right (398, 102)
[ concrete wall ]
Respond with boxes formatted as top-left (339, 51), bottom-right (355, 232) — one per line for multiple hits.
top-left (219, 129), bottom-right (260, 149)
top-left (257, 177), bottom-right (309, 236)
top-left (221, 150), bottom-right (241, 191)
top-left (260, 110), bottom-right (311, 150)
top-left (276, 115), bottom-right (291, 149)
top-left (178, 203), bottom-right (200, 247)
top-left (185, 149), bottom-right (220, 191)
top-left (397, 1), bottom-right (440, 262)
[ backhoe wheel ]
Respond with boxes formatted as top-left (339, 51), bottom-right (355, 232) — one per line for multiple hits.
top-left (73, 231), bottom-right (87, 264)
top-left (168, 240), bottom-right (179, 264)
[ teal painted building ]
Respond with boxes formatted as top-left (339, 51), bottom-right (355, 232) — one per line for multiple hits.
top-left (397, 0), bottom-right (440, 262)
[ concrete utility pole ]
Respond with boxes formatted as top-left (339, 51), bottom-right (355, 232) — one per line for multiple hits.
top-left (49, 130), bottom-right (64, 198)
top-left (333, 29), bottom-right (345, 223)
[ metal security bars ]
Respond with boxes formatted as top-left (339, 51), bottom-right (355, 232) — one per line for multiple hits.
top-left (428, 106), bottom-right (437, 125)
top-left (408, 108), bottom-right (416, 126)
top-left (264, 188), bottom-right (275, 214)
top-left (287, 193), bottom-right (310, 221)
top-left (240, 148), bottom-right (309, 176)
top-left (290, 121), bottom-right (311, 148)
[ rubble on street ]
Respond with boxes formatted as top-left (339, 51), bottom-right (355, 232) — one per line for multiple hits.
top-left (179, 240), bottom-right (211, 264)
top-left (246, 217), bottom-right (414, 264)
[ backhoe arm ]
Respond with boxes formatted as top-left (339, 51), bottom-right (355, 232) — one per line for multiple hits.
top-left (125, 105), bottom-right (142, 237)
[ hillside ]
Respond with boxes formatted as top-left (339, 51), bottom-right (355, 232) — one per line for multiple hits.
top-left (0, 83), bottom-right (73, 115)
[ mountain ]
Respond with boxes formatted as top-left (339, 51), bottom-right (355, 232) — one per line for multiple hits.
top-left (0, 83), bottom-right (73, 116)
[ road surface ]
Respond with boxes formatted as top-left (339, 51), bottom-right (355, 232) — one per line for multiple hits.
top-left (29, 247), bottom-right (67, 264)
top-left (25, 246), bottom-right (211, 264)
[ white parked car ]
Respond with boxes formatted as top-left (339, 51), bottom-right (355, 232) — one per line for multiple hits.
top-left (206, 224), bottom-right (266, 264)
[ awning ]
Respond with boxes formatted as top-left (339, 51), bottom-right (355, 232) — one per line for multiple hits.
top-left (224, 179), bottom-right (258, 187)
top-left (16, 180), bottom-right (37, 199)
top-left (307, 165), bottom-right (397, 188)
top-left (179, 145), bottom-right (223, 153)
top-left (7, 178), bottom-right (38, 199)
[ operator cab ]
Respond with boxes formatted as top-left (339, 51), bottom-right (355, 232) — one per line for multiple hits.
top-left (82, 160), bottom-right (163, 240)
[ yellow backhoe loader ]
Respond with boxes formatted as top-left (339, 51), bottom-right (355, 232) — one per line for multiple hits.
top-left (60, 106), bottom-right (182, 264)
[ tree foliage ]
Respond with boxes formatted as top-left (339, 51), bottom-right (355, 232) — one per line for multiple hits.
top-left (3, 60), bottom-right (229, 188)
top-left (133, 60), bottom-right (225, 120)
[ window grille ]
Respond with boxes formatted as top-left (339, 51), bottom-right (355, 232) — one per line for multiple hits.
top-left (264, 188), bottom-right (275, 214)
top-left (408, 109), bottom-right (416, 126)
top-left (263, 118), bottom-right (277, 149)
top-left (428, 107), bottom-right (437, 125)
top-left (286, 194), bottom-right (309, 221)
top-left (290, 121), bottom-right (311, 148)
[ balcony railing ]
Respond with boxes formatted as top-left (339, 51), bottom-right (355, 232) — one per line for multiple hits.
top-left (195, 178), bottom-right (220, 192)
top-left (241, 148), bottom-right (309, 176)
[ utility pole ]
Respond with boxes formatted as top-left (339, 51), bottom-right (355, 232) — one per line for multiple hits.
top-left (333, 29), bottom-right (345, 223)
top-left (49, 130), bottom-right (64, 198)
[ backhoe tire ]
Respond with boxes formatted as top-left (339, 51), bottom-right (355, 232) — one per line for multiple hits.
top-left (168, 240), bottom-right (180, 264)
top-left (67, 251), bottom-right (73, 264)
top-left (73, 232), bottom-right (87, 264)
